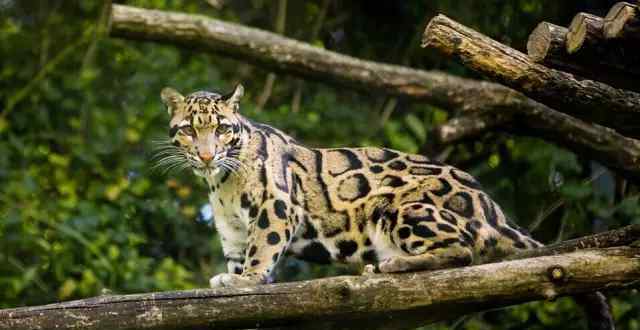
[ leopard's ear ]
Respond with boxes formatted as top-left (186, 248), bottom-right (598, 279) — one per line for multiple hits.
top-left (160, 87), bottom-right (185, 116)
top-left (223, 84), bottom-right (244, 112)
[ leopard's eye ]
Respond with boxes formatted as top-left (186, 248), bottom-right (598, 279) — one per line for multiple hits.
top-left (216, 124), bottom-right (231, 135)
top-left (181, 126), bottom-right (196, 136)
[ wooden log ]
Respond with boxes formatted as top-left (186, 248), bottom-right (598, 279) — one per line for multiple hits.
top-left (526, 22), bottom-right (638, 92)
top-left (107, 5), bottom-right (539, 117)
top-left (604, 2), bottom-right (640, 40)
top-left (565, 12), bottom-right (640, 79)
top-left (566, 13), bottom-right (605, 54)
top-left (422, 14), bottom-right (640, 139)
top-left (1, 246), bottom-right (638, 330)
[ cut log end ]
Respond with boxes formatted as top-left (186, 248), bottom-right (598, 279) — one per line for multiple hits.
top-left (527, 22), bottom-right (567, 62)
top-left (604, 2), bottom-right (640, 39)
top-left (566, 13), bottom-right (604, 54)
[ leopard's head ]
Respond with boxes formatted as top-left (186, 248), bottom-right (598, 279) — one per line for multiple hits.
top-left (156, 84), bottom-right (246, 178)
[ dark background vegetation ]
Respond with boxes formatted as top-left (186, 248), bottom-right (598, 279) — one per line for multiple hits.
top-left (1, 0), bottom-right (639, 329)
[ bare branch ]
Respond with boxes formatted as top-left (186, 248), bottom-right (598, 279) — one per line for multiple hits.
top-left (1, 245), bottom-right (638, 330)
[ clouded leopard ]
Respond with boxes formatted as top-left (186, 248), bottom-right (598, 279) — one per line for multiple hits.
top-left (158, 84), bottom-right (547, 288)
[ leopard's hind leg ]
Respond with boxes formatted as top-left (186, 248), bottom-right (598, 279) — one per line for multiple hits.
top-left (378, 202), bottom-right (474, 273)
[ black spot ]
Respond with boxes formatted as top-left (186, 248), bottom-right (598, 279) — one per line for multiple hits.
top-left (169, 125), bottom-right (179, 137)
top-left (220, 171), bottom-right (230, 184)
top-left (439, 210), bottom-right (457, 225)
top-left (234, 266), bottom-right (243, 274)
top-left (364, 238), bottom-right (372, 246)
top-left (388, 160), bottom-right (407, 171)
top-left (324, 227), bottom-right (343, 238)
top-left (257, 210), bottom-right (270, 229)
top-left (267, 232), bottom-right (281, 245)
top-left (249, 205), bottom-right (259, 218)
top-left (300, 242), bottom-right (331, 264)
top-left (411, 241), bottom-right (425, 250)
top-left (398, 227), bottom-right (411, 239)
top-left (272, 253), bottom-right (280, 262)
top-left (336, 240), bottom-right (358, 259)
top-left (302, 219), bottom-right (318, 239)
top-left (241, 193), bottom-right (251, 209)
top-left (370, 165), bottom-right (384, 173)
top-left (367, 148), bottom-right (399, 163)
top-left (250, 259), bottom-right (260, 266)
top-left (411, 204), bottom-right (422, 210)
top-left (274, 199), bottom-right (287, 219)
top-left (409, 166), bottom-right (442, 176)
top-left (248, 245), bottom-right (257, 257)
top-left (437, 223), bottom-right (457, 233)
top-left (362, 250), bottom-right (378, 263)
top-left (443, 191), bottom-right (474, 218)
top-left (428, 238), bottom-right (460, 250)
top-left (403, 208), bottom-right (436, 227)
top-left (285, 229), bottom-right (291, 241)
top-left (431, 178), bottom-right (453, 196)
top-left (381, 175), bottom-right (406, 187)
top-left (413, 225), bottom-right (437, 238)
top-left (450, 169), bottom-right (482, 189)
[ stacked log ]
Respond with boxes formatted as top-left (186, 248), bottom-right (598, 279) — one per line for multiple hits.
top-left (526, 3), bottom-right (640, 92)
top-left (422, 2), bottom-right (640, 182)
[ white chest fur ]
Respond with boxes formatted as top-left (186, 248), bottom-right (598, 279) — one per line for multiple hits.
top-left (205, 173), bottom-right (249, 256)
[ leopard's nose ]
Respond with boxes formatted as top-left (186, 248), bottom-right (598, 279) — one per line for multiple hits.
top-left (199, 151), bottom-right (214, 163)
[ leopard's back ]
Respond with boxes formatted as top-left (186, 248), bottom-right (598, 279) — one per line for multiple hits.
top-left (283, 145), bottom-right (541, 268)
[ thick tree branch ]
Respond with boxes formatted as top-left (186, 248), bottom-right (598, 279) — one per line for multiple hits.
top-left (1, 245), bottom-right (638, 330)
top-left (422, 14), bottom-right (640, 139)
top-left (109, 5), bottom-right (544, 116)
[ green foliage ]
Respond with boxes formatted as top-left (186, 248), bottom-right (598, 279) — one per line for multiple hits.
top-left (1, 0), bottom-right (638, 329)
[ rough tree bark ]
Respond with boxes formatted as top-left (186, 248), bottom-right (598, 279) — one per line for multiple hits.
top-left (526, 22), bottom-right (637, 92)
top-left (1, 246), bottom-right (639, 330)
top-left (422, 14), bottom-right (640, 139)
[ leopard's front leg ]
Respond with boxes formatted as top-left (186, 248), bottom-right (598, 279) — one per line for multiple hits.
top-left (210, 199), bottom-right (295, 288)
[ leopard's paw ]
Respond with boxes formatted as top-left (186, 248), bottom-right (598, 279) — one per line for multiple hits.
top-left (209, 273), bottom-right (259, 288)
top-left (378, 256), bottom-right (412, 273)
